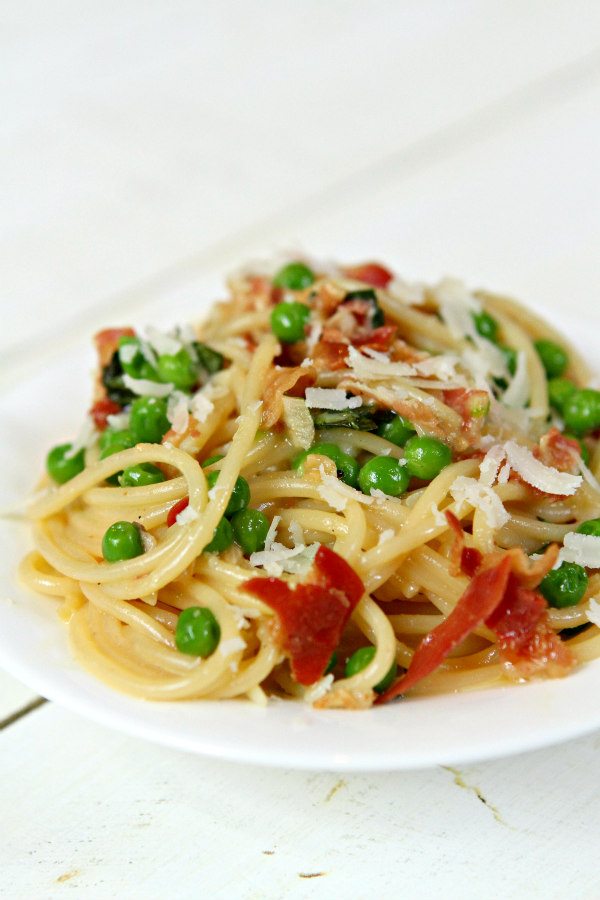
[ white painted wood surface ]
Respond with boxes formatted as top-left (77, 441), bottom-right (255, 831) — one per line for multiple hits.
top-left (1, 3), bottom-right (600, 897)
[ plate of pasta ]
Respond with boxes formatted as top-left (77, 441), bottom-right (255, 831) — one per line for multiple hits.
top-left (2, 255), bottom-right (600, 771)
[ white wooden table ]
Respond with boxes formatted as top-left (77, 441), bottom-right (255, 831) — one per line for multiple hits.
top-left (2, 3), bottom-right (600, 896)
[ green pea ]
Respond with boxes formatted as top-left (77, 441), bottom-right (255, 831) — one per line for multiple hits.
top-left (376, 413), bottom-right (415, 447)
top-left (293, 442), bottom-right (358, 488)
top-left (576, 518), bottom-right (600, 537)
top-left (206, 470), bottom-right (250, 517)
top-left (204, 517), bottom-right (234, 553)
top-left (118, 463), bottom-right (166, 487)
top-left (539, 562), bottom-right (588, 608)
top-left (192, 342), bottom-right (224, 375)
top-left (548, 377), bottom-right (576, 412)
top-left (118, 336), bottom-right (158, 381)
top-left (562, 388), bottom-right (600, 436)
top-left (102, 521), bottom-right (145, 562)
top-left (472, 310), bottom-right (499, 343)
top-left (99, 428), bottom-right (136, 458)
top-left (129, 396), bottom-right (170, 444)
top-left (175, 606), bottom-right (221, 657)
top-left (231, 508), bottom-right (270, 555)
top-left (99, 428), bottom-right (137, 484)
top-left (500, 345), bottom-right (517, 377)
top-left (201, 453), bottom-right (224, 468)
top-left (270, 301), bottom-right (311, 343)
top-left (358, 456), bottom-right (410, 497)
top-left (534, 339), bottom-right (568, 379)
top-left (156, 348), bottom-right (197, 390)
top-left (344, 646), bottom-right (398, 694)
top-left (273, 261), bottom-right (315, 291)
top-left (404, 435), bottom-right (452, 481)
top-left (46, 443), bottom-right (85, 484)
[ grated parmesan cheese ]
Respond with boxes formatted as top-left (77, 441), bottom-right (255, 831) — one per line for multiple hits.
top-left (502, 350), bottom-right (529, 409)
top-left (219, 637), bottom-right (246, 658)
top-left (249, 514), bottom-right (319, 577)
top-left (145, 326), bottom-right (182, 357)
top-left (264, 515), bottom-right (281, 549)
top-left (317, 466), bottom-right (374, 512)
top-left (479, 444), bottom-right (507, 487)
top-left (433, 278), bottom-right (479, 340)
top-left (503, 440), bottom-right (582, 496)
top-left (429, 502), bottom-right (447, 528)
top-left (346, 345), bottom-right (415, 380)
top-left (176, 504), bottom-right (199, 525)
top-left (106, 411), bottom-right (130, 431)
top-left (450, 475), bottom-right (510, 529)
top-left (288, 520), bottom-right (305, 546)
top-left (558, 532), bottom-right (600, 569)
top-left (190, 390), bottom-right (215, 424)
top-left (122, 374), bottom-right (173, 398)
top-left (303, 674), bottom-right (334, 704)
top-left (167, 391), bottom-right (190, 435)
top-left (377, 528), bottom-right (395, 546)
top-left (304, 387), bottom-right (362, 410)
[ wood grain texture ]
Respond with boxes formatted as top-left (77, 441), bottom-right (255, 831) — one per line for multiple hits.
top-left (1, 704), bottom-right (599, 899)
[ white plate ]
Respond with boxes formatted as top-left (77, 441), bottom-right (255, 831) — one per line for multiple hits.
top-left (1, 314), bottom-right (599, 772)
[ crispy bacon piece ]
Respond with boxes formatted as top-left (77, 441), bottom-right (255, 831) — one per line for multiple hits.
top-left (243, 545), bottom-right (364, 685)
top-left (443, 388), bottom-right (490, 448)
top-left (340, 377), bottom-right (458, 447)
top-left (353, 325), bottom-right (397, 353)
top-left (89, 398), bottom-right (121, 431)
top-left (377, 557), bottom-right (513, 703)
top-left (343, 262), bottom-right (393, 288)
top-left (538, 428), bottom-right (581, 474)
top-left (445, 511), bottom-right (483, 577)
top-left (262, 364), bottom-right (316, 428)
top-left (94, 327), bottom-right (135, 368)
top-left (377, 542), bottom-right (570, 702)
top-left (311, 340), bottom-right (349, 372)
top-left (167, 497), bottom-right (189, 527)
top-left (486, 579), bottom-right (575, 679)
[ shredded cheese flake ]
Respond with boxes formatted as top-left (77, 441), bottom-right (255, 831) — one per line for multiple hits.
top-left (303, 674), bottom-right (334, 704)
top-left (450, 475), bottom-right (510, 529)
top-left (167, 391), bottom-right (190, 435)
top-left (558, 532), bottom-right (600, 569)
top-left (122, 374), bottom-right (173, 398)
top-left (304, 387), bottom-right (362, 410)
top-left (503, 440), bottom-right (582, 496)
top-left (219, 637), bottom-right (246, 658)
top-left (190, 391), bottom-right (215, 424)
top-left (502, 350), bottom-right (530, 409)
top-left (317, 466), bottom-right (374, 512)
top-left (176, 504), bottom-right (199, 525)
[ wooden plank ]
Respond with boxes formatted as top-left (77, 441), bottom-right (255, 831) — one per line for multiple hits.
top-left (0, 703), bottom-right (599, 898)
top-left (0, 672), bottom-right (39, 721)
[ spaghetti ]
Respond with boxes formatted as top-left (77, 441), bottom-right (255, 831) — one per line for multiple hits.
top-left (20, 257), bottom-right (600, 709)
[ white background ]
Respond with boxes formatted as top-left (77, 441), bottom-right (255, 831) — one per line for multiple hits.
top-left (2, 2), bottom-right (600, 897)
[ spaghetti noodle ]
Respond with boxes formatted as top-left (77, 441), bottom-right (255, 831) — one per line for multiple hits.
top-left (20, 257), bottom-right (600, 709)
